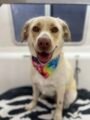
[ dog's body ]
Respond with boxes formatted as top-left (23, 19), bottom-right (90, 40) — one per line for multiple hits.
top-left (22, 16), bottom-right (77, 120)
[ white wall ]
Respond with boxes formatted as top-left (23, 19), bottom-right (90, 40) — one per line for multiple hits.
top-left (0, 4), bottom-right (90, 94)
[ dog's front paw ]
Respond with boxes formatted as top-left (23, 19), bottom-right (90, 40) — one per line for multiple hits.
top-left (25, 101), bottom-right (37, 111)
top-left (54, 110), bottom-right (62, 120)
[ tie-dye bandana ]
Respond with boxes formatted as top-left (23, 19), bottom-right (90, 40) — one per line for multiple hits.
top-left (32, 55), bottom-right (60, 78)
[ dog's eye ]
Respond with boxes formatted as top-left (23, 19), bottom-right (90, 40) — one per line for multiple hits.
top-left (32, 26), bottom-right (40, 32)
top-left (51, 27), bottom-right (59, 33)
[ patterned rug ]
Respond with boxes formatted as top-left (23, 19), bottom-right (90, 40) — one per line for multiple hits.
top-left (0, 86), bottom-right (90, 120)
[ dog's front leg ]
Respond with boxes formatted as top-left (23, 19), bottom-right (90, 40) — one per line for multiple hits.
top-left (54, 86), bottom-right (65, 120)
top-left (25, 84), bottom-right (40, 111)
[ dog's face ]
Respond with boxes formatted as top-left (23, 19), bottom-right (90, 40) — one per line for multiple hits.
top-left (22, 16), bottom-right (71, 63)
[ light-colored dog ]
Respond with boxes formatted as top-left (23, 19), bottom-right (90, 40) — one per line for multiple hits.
top-left (21, 16), bottom-right (77, 120)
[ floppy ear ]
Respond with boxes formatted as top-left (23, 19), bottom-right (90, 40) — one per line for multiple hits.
top-left (62, 21), bottom-right (71, 42)
top-left (21, 19), bottom-right (34, 42)
top-left (21, 22), bottom-right (30, 42)
top-left (57, 18), bottom-right (71, 42)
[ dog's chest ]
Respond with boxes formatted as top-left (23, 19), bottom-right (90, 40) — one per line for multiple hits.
top-left (32, 64), bottom-right (66, 96)
top-left (33, 73), bottom-right (56, 96)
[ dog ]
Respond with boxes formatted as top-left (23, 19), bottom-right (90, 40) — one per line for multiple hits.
top-left (21, 16), bottom-right (77, 120)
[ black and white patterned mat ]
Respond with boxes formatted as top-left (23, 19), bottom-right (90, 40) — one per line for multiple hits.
top-left (0, 86), bottom-right (90, 120)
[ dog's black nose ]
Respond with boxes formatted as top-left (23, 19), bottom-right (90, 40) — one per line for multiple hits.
top-left (38, 37), bottom-right (51, 51)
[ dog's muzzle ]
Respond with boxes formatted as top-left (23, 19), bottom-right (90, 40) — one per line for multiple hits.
top-left (37, 37), bottom-right (52, 52)
top-left (35, 36), bottom-right (53, 64)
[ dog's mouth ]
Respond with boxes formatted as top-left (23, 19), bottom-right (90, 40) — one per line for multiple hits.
top-left (37, 51), bottom-right (53, 64)
top-left (33, 43), bottom-right (57, 64)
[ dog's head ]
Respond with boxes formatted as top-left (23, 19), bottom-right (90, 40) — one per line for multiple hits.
top-left (21, 16), bottom-right (71, 63)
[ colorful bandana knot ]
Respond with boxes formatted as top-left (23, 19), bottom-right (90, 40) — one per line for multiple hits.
top-left (32, 55), bottom-right (60, 78)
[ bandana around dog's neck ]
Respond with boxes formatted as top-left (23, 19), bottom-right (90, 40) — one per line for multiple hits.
top-left (32, 55), bottom-right (60, 78)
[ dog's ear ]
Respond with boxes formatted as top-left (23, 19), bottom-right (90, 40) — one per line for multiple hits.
top-left (21, 22), bottom-right (29, 42)
top-left (57, 18), bottom-right (71, 42)
top-left (21, 19), bottom-right (33, 42)
top-left (62, 21), bottom-right (71, 42)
